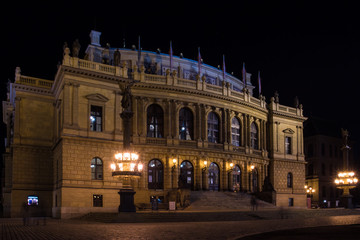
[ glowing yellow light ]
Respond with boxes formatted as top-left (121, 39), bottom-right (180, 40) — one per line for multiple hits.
top-left (115, 153), bottom-right (122, 160)
top-left (304, 185), bottom-right (308, 189)
top-left (230, 163), bottom-right (234, 167)
top-left (204, 161), bottom-right (207, 166)
top-left (250, 165), bottom-right (255, 170)
top-left (130, 163), bottom-right (136, 171)
top-left (123, 152), bottom-right (130, 160)
top-left (131, 153), bottom-right (139, 160)
top-left (111, 164), bottom-right (116, 171)
top-left (173, 158), bottom-right (177, 164)
top-left (335, 179), bottom-right (340, 184)
top-left (138, 163), bottom-right (143, 171)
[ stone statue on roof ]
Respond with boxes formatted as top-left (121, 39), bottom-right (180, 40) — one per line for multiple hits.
top-left (72, 39), bottom-right (81, 58)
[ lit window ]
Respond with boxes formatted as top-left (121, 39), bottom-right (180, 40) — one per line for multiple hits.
top-left (90, 105), bottom-right (102, 132)
top-left (285, 136), bottom-right (292, 154)
top-left (208, 112), bottom-right (219, 143)
top-left (179, 108), bottom-right (194, 140)
top-left (250, 123), bottom-right (258, 149)
top-left (27, 196), bottom-right (39, 206)
top-left (231, 117), bottom-right (241, 146)
top-left (91, 157), bottom-right (103, 180)
top-left (147, 104), bottom-right (164, 138)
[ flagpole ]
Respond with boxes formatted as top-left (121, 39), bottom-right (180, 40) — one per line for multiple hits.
top-left (137, 36), bottom-right (141, 71)
top-left (242, 62), bottom-right (247, 90)
top-left (169, 41), bottom-right (173, 71)
top-left (258, 70), bottom-right (262, 96)
top-left (222, 55), bottom-right (226, 84)
top-left (198, 47), bottom-right (201, 77)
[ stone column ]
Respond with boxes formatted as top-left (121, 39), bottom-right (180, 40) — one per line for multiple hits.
top-left (72, 83), bottom-right (79, 128)
top-left (195, 157), bottom-right (202, 190)
top-left (13, 96), bottom-right (21, 144)
top-left (114, 91), bottom-right (122, 140)
top-left (63, 82), bottom-right (71, 127)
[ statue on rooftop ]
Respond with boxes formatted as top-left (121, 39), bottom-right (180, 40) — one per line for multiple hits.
top-left (114, 49), bottom-right (121, 66)
top-left (72, 39), bottom-right (81, 58)
top-left (274, 91), bottom-right (279, 103)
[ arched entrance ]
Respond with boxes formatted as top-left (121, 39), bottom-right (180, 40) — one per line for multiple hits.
top-left (208, 162), bottom-right (220, 191)
top-left (229, 165), bottom-right (241, 191)
top-left (179, 160), bottom-right (194, 190)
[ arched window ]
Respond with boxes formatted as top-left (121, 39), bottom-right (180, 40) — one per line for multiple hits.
top-left (287, 172), bottom-right (293, 188)
top-left (179, 108), bottom-right (194, 140)
top-left (208, 112), bottom-right (219, 143)
top-left (147, 104), bottom-right (164, 138)
top-left (250, 122), bottom-right (258, 149)
top-left (91, 157), bottom-right (103, 180)
top-left (148, 159), bottom-right (164, 189)
top-left (231, 117), bottom-right (241, 146)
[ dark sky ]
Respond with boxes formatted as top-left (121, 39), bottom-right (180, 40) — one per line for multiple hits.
top-left (2, 1), bottom-right (360, 143)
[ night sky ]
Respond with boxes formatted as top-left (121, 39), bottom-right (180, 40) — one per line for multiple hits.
top-left (2, 1), bottom-right (360, 148)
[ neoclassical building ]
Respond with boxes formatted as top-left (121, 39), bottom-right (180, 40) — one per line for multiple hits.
top-left (2, 30), bottom-right (307, 218)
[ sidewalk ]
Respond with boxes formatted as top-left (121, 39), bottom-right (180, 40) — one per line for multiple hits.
top-left (1, 209), bottom-right (360, 239)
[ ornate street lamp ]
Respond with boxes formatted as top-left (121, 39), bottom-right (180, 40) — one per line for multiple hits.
top-left (334, 129), bottom-right (358, 208)
top-left (304, 185), bottom-right (315, 208)
top-left (111, 80), bottom-right (143, 212)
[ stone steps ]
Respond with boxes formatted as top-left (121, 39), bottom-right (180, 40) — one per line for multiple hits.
top-left (185, 191), bottom-right (275, 210)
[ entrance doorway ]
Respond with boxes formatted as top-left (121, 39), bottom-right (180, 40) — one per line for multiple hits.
top-left (179, 160), bottom-right (194, 190)
top-left (229, 165), bottom-right (241, 191)
top-left (208, 162), bottom-right (219, 191)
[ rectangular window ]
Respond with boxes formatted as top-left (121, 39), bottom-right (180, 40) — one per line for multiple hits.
top-left (90, 105), bottom-right (102, 132)
top-left (285, 137), bottom-right (292, 154)
top-left (288, 198), bottom-right (294, 207)
top-left (93, 194), bottom-right (103, 207)
top-left (27, 196), bottom-right (39, 206)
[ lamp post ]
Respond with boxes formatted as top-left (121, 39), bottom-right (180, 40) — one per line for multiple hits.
top-left (304, 185), bottom-right (315, 208)
top-left (111, 80), bottom-right (143, 212)
top-left (334, 129), bottom-right (358, 208)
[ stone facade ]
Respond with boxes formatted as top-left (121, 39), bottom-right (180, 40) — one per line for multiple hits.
top-left (2, 30), bottom-right (307, 218)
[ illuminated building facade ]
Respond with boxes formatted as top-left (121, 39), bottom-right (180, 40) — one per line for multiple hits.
top-left (2, 30), bottom-right (307, 218)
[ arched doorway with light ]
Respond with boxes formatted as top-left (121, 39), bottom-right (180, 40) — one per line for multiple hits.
top-left (208, 162), bottom-right (220, 191)
top-left (179, 160), bottom-right (194, 190)
top-left (229, 165), bottom-right (241, 192)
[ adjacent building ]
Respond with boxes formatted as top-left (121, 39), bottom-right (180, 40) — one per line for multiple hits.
top-left (304, 117), bottom-right (359, 207)
top-left (2, 30), bottom-right (307, 218)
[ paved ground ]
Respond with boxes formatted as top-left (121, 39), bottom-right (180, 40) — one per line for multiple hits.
top-left (1, 209), bottom-right (360, 239)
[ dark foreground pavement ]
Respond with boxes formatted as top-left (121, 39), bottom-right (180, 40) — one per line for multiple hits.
top-left (238, 224), bottom-right (360, 240)
top-left (1, 209), bottom-right (360, 239)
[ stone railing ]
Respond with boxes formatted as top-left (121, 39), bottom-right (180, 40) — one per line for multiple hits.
top-left (61, 54), bottom-right (304, 117)
top-left (15, 74), bottom-right (53, 89)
